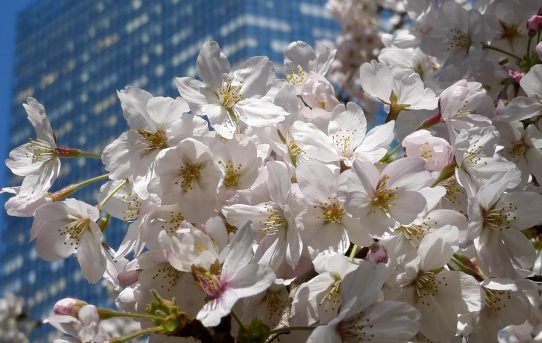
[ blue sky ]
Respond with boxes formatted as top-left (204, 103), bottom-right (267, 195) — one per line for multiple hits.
top-left (0, 1), bottom-right (35, 191)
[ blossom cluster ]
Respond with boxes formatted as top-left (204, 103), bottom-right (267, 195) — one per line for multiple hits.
top-left (4, 0), bottom-right (542, 342)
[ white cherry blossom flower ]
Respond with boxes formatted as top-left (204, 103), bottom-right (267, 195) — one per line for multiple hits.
top-left (176, 41), bottom-right (288, 139)
top-left (340, 157), bottom-right (434, 237)
top-left (296, 160), bottom-right (372, 258)
top-left (6, 98), bottom-right (60, 195)
top-left (359, 60), bottom-right (438, 120)
top-left (308, 261), bottom-right (420, 343)
top-left (29, 199), bottom-right (106, 283)
top-left (402, 129), bottom-right (453, 171)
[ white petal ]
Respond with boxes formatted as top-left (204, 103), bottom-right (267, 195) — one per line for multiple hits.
top-left (78, 227), bottom-right (107, 283)
top-left (196, 41), bottom-right (231, 90)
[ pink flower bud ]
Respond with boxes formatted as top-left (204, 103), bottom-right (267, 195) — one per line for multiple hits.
top-left (117, 270), bottom-right (139, 286)
top-left (300, 72), bottom-right (339, 111)
top-left (367, 243), bottom-right (388, 264)
top-left (527, 15), bottom-right (542, 34)
top-left (53, 298), bottom-right (87, 316)
top-left (506, 68), bottom-right (525, 83)
top-left (402, 130), bottom-right (453, 171)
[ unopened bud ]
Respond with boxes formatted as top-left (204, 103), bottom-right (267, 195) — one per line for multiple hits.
top-left (506, 68), bottom-right (525, 83)
top-left (117, 270), bottom-right (139, 286)
top-left (527, 15), bottom-right (542, 35)
top-left (367, 243), bottom-right (388, 264)
top-left (536, 42), bottom-right (542, 61)
top-left (53, 298), bottom-right (87, 316)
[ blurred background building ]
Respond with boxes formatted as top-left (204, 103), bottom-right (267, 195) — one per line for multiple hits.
top-left (1, 0), bottom-right (338, 340)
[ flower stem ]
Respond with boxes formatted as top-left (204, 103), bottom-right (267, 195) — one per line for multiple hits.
top-left (380, 144), bottom-right (402, 163)
top-left (109, 326), bottom-right (163, 343)
top-left (97, 179), bottom-right (128, 210)
top-left (49, 173), bottom-right (110, 201)
top-left (349, 244), bottom-right (359, 261)
top-left (97, 308), bottom-right (163, 322)
top-left (481, 43), bottom-right (521, 60)
top-left (269, 326), bottom-right (315, 336)
top-left (231, 310), bottom-right (244, 329)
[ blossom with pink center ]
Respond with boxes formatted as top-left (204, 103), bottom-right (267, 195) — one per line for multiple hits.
top-left (402, 129), bottom-right (453, 171)
top-left (192, 222), bottom-right (276, 327)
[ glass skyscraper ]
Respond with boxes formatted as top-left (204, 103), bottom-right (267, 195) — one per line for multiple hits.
top-left (2, 0), bottom-right (339, 340)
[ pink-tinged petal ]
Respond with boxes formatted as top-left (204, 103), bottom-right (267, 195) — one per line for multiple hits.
top-left (383, 157), bottom-right (432, 190)
top-left (197, 297), bottom-right (233, 327)
top-left (35, 222), bottom-right (76, 261)
top-left (389, 190), bottom-right (427, 225)
top-left (285, 227), bottom-right (303, 269)
top-left (358, 120), bottom-right (395, 153)
top-left (502, 230), bottom-right (536, 271)
top-left (253, 233), bottom-right (285, 269)
top-left (358, 208), bottom-right (396, 237)
top-left (351, 159), bottom-right (380, 192)
top-left (77, 227), bottom-right (107, 283)
top-left (101, 132), bottom-right (131, 180)
top-left (23, 98), bottom-right (55, 145)
top-left (417, 271), bottom-right (463, 342)
top-left (356, 302), bottom-right (420, 343)
top-left (175, 77), bottom-right (215, 114)
top-left (344, 215), bottom-right (373, 246)
top-left (6, 144), bottom-right (44, 176)
top-left (360, 61), bottom-right (394, 103)
top-left (266, 161), bottom-right (290, 205)
top-left (501, 192), bottom-right (542, 230)
top-left (227, 263), bottom-right (276, 299)
top-left (235, 56), bottom-right (274, 98)
top-left (145, 96), bottom-right (189, 125)
top-left (223, 222), bottom-right (256, 272)
top-left (291, 121), bottom-right (339, 163)
top-left (285, 41), bottom-right (316, 72)
top-left (236, 97), bottom-right (288, 127)
top-left (499, 96), bottom-right (542, 121)
top-left (307, 324), bottom-right (341, 343)
top-left (117, 87), bottom-right (153, 130)
top-left (520, 64), bottom-right (542, 98)
top-left (296, 160), bottom-right (335, 203)
top-left (196, 41), bottom-right (231, 90)
top-left (341, 262), bottom-right (386, 314)
top-left (418, 225), bottom-right (459, 271)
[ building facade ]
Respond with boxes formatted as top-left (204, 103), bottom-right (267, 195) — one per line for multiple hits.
top-left (1, 0), bottom-right (339, 340)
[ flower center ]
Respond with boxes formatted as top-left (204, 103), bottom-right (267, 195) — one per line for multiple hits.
top-left (317, 197), bottom-right (345, 224)
top-left (136, 128), bottom-right (168, 152)
top-left (286, 65), bottom-right (305, 85)
top-left (218, 160), bottom-right (242, 188)
top-left (499, 21), bottom-right (522, 44)
top-left (332, 130), bottom-right (357, 158)
top-left (160, 211), bottom-right (185, 234)
top-left (508, 140), bottom-right (527, 157)
top-left (482, 203), bottom-right (516, 231)
top-left (120, 192), bottom-right (142, 221)
top-left (192, 261), bottom-right (225, 299)
top-left (260, 205), bottom-right (288, 235)
top-left (448, 28), bottom-right (471, 51)
top-left (58, 217), bottom-right (91, 247)
top-left (483, 287), bottom-right (511, 313)
top-left (153, 263), bottom-right (182, 293)
top-left (177, 162), bottom-right (201, 192)
top-left (26, 138), bottom-right (56, 163)
top-left (396, 224), bottom-right (429, 247)
top-left (415, 271), bottom-right (445, 305)
top-left (218, 75), bottom-right (244, 109)
top-left (320, 272), bottom-right (342, 311)
top-left (371, 176), bottom-right (398, 214)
